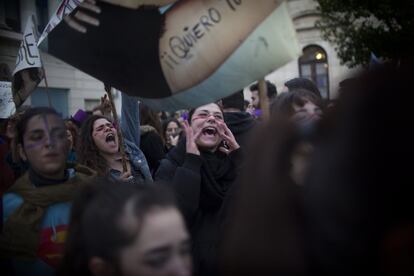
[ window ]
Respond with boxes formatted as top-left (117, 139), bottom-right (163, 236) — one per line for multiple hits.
top-left (0, 0), bottom-right (20, 32)
top-left (299, 45), bottom-right (329, 99)
top-left (84, 99), bottom-right (100, 111)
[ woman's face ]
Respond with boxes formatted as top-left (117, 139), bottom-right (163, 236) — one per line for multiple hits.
top-left (19, 114), bottom-right (68, 178)
top-left (119, 207), bottom-right (192, 276)
top-left (190, 103), bottom-right (224, 150)
top-left (166, 122), bottom-right (181, 140)
top-left (92, 118), bottom-right (119, 155)
top-left (292, 100), bottom-right (322, 124)
top-left (66, 129), bottom-right (74, 149)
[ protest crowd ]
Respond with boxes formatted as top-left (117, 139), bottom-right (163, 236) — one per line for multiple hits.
top-left (0, 0), bottom-right (413, 276)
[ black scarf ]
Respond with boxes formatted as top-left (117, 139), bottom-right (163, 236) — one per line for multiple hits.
top-left (167, 139), bottom-right (236, 211)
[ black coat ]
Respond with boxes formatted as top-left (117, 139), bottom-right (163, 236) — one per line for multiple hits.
top-left (223, 112), bottom-right (256, 149)
top-left (155, 139), bottom-right (242, 276)
top-left (140, 126), bottom-right (166, 173)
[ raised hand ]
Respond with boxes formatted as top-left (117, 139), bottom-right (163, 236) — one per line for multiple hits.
top-left (100, 94), bottom-right (112, 116)
top-left (217, 121), bottom-right (240, 155)
top-left (100, 0), bottom-right (177, 9)
top-left (182, 120), bottom-right (201, 156)
top-left (64, 0), bottom-right (101, 33)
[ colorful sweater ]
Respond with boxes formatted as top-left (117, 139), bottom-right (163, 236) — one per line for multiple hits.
top-left (1, 164), bottom-right (95, 275)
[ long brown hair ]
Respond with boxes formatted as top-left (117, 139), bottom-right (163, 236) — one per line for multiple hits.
top-left (77, 115), bottom-right (113, 176)
top-left (139, 103), bottom-right (164, 143)
top-left (221, 118), bottom-right (307, 275)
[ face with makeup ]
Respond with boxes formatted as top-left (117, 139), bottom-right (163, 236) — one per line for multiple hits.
top-left (19, 113), bottom-right (68, 179)
top-left (190, 103), bottom-right (224, 151)
top-left (66, 129), bottom-right (74, 149)
top-left (92, 118), bottom-right (119, 155)
top-left (118, 207), bottom-right (191, 276)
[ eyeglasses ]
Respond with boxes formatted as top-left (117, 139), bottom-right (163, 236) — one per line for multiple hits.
top-left (192, 111), bottom-right (224, 121)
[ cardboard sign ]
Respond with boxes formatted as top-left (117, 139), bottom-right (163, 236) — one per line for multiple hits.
top-left (13, 15), bottom-right (42, 75)
top-left (38, 0), bottom-right (84, 46)
top-left (0, 82), bottom-right (16, 119)
top-left (141, 2), bottom-right (301, 111)
top-left (47, 0), bottom-right (300, 110)
top-left (159, 0), bottom-right (281, 93)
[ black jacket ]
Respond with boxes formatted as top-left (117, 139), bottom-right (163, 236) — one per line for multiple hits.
top-left (140, 125), bottom-right (166, 173)
top-left (224, 112), bottom-right (256, 149)
top-left (155, 139), bottom-right (242, 276)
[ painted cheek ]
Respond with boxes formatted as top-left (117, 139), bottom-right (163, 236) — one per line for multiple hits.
top-left (24, 141), bottom-right (44, 150)
top-left (191, 115), bottom-right (207, 122)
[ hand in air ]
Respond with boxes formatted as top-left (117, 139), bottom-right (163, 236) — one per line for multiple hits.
top-left (64, 0), bottom-right (101, 33)
top-left (99, 94), bottom-right (112, 116)
top-left (100, 0), bottom-right (177, 9)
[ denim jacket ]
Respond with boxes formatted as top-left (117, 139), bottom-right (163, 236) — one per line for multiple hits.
top-left (110, 92), bottom-right (152, 181)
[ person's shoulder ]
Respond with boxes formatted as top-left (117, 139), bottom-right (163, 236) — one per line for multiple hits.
top-left (2, 192), bottom-right (24, 223)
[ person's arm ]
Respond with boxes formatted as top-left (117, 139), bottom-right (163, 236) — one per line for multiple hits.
top-left (120, 92), bottom-right (141, 146)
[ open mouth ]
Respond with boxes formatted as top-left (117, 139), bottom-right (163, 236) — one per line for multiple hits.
top-left (105, 133), bottom-right (116, 143)
top-left (202, 127), bottom-right (217, 136)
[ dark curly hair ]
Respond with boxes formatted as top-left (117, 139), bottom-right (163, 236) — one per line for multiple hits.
top-left (77, 115), bottom-right (114, 176)
top-left (64, 119), bottom-right (79, 150)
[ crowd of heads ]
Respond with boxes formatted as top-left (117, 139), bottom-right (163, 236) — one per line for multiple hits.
top-left (1, 60), bottom-right (413, 275)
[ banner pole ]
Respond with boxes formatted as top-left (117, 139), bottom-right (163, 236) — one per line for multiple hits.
top-left (42, 67), bottom-right (52, 108)
top-left (258, 79), bottom-right (269, 121)
top-left (105, 85), bottom-right (128, 173)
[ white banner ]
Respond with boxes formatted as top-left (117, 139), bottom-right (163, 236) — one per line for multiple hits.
top-left (0, 82), bottom-right (16, 119)
top-left (13, 15), bottom-right (42, 76)
top-left (38, 0), bottom-right (84, 45)
top-left (140, 2), bottom-right (301, 111)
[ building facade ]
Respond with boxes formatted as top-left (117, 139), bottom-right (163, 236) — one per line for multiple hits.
top-left (0, 0), bottom-right (120, 118)
top-left (266, 0), bottom-right (356, 99)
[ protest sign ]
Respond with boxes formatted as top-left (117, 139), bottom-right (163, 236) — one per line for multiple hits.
top-left (140, 2), bottom-right (301, 111)
top-left (159, 0), bottom-right (281, 93)
top-left (38, 0), bottom-right (84, 46)
top-left (47, 0), bottom-right (300, 110)
top-left (12, 15), bottom-right (44, 107)
top-left (13, 15), bottom-right (42, 75)
top-left (0, 82), bottom-right (16, 119)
